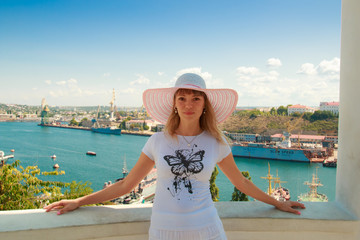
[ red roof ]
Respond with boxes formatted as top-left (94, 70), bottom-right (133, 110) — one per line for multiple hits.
top-left (288, 104), bottom-right (308, 109)
top-left (324, 102), bottom-right (339, 106)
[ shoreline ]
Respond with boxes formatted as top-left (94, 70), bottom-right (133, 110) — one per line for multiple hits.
top-left (38, 123), bottom-right (153, 136)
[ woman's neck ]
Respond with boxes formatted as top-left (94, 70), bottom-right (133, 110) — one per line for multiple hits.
top-left (176, 122), bottom-right (202, 136)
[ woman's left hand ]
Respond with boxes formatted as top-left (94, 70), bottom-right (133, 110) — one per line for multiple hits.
top-left (275, 201), bottom-right (306, 215)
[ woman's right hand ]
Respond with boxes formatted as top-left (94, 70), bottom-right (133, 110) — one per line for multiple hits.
top-left (44, 199), bottom-right (81, 215)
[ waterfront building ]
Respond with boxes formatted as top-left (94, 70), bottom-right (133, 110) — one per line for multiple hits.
top-left (125, 119), bottom-right (155, 130)
top-left (320, 101), bottom-right (339, 115)
top-left (324, 136), bottom-right (338, 144)
top-left (225, 132), bottom-right (258, 142)
top-left (0, 114), bottom-right (16, 121)
top-left (271, 133), bottom-right (325, 145)
top-left (287, 104), bottom-right (316, 115)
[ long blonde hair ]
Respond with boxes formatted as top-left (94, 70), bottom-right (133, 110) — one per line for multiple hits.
top-left (164, 89), bottom-right (225, 144)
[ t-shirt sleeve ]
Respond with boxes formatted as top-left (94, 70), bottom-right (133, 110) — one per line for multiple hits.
top-left (217, 137), bottom-right (231, 163)
top-left (142, 133), bottom-right (157, 162)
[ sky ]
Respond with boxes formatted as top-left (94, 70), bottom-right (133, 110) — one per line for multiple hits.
top-left (0, 0), bottom-right (341, 108)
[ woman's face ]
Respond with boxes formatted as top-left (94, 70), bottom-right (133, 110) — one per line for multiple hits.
top-left (174, 90), bottom-right (205, 122)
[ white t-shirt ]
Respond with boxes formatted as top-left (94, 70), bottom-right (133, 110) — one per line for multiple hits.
top-left (142, 131), bottom-right (231, 238)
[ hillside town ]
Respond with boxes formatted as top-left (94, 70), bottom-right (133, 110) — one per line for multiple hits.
top-left (0, 97), bottom-right (339, 146)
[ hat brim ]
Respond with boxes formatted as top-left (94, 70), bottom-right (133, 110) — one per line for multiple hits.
top-left (143, 87), bottom-right (238, 124)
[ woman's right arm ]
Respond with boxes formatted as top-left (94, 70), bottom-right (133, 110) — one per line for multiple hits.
top-left (44, 152), bottom-right (155, 215)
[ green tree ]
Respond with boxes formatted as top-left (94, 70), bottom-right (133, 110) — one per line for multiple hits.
top-left (231, 171), bottom-right (252, 201)
top-left (210, 167), bottom-right (220, 202)
top-left (142, 121), bottom-right (149, 130)
top-left (0, 160), bottom-right (93, 210)
top-left (69, 118), bottom-right (79, 126)
top-left (310, 110), bottom-right (336, 122)
top-left (277, 106), bottom-right (288, 116)
top-left (270, 107), bottom-right (277, 115)
top-left (302, 112), bottom-right (313, 121)
top-left (79, 117), bottom-right (88, 126)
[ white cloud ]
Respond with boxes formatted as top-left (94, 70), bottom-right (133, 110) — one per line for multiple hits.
top-left (234, 58), bottom-right (340, 106)
top-left (175, 67), bottom-right (212, 81)
top-left (297, 63), bottom-right (317, 75)
top-left (236, 66), bottom-right (260, 75)
top-left (45, 80), bottom-right (52, 85)
top-left (56, 80), bottom-right (67, 86)
top-left (318, 57), bottom-right (340, 74)
top-left (48, 78), bottom-right (94, 99)
top-left (103, 73), bottom-right (111, 77)
top-left (119, 88), bottom-right (136, 94)
top-left (267, 58), bottom-right (282, 68)
top-left (130, 74), bottom-right (150, 86)
top-left (158, 72), bottom-right (164, 76)
top-left (297, 58), bottom-right (340, 76)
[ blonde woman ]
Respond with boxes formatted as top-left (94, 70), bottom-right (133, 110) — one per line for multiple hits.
top-left (45, 73), bottom-right (305, 240)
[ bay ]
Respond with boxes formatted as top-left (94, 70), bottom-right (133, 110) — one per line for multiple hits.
top-left (0, 122), bottom-right (336, 201)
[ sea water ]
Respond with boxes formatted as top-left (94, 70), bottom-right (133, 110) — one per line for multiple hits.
top-left (0, 122), bottom-right (336, 201)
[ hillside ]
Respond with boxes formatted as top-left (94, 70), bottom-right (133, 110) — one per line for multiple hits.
top-left (219, 114), bottom-right (338, 136)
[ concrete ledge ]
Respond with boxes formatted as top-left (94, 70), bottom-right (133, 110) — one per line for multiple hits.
top-left (0, 202), bottom-right (359, 240)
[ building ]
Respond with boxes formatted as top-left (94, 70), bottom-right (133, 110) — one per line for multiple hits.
top-left (324, 135), bottom-right (338, 144)
top-left (225, 132), bottom-right (257, 142)
top-left (0, 114), bottom-right (16, 121)
top-left (271, 133), bottom-right (325, 145)
top-left (287, 104), bottom-right (315, 115)
top-left (320, 101), bottom-right (339, 114)
top-left (125, 120), bottom-right (155, 130)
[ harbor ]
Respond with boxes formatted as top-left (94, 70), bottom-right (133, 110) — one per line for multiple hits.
top-left (0, 121), bottom-right (337, 201)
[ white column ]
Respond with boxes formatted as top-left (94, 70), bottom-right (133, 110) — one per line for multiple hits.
top-left (337, 0), bottom-right (360, 218)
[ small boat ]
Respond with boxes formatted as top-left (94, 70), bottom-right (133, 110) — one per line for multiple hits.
top-left (86, 151), bottom-right (96, 156)
top-left (323, 157), bottom-right (337, 167)
top-left (0, 151), bottom-right (14, 165)
top-left (51, 154), bottom-right (56, 159)
top-left (53, 163), bottom-right (59, 168)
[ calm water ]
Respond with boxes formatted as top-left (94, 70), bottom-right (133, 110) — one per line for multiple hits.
top-left (0, 122), bottom-right (336, 201)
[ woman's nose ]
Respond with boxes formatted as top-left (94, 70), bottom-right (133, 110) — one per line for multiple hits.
top-left (185, 101), bottom-right (192, 109)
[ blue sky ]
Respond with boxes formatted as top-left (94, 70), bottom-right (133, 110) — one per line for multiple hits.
top-left (0, 0), bottom-right (341, 107)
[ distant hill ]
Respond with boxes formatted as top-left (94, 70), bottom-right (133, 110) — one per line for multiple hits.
top-left (219, 114), bottom-right (338, 136)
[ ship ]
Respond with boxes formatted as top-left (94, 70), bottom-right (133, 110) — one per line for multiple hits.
top-left (106, 155), bottom-right (157, 204)
top-left (91, 125), bottom-right (122, 135)
top-left (298, 168), bottom-right (328, 202)
top-left (91, 93), bottom-right (122, 135)
top-left (231, 132), bottom-right (331, 162)
top-left (261, 162), bottom-right (290, 201)
top-left (0, 150), bottom-right (14, 166)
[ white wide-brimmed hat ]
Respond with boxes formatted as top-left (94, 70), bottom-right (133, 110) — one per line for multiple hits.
top-left (142, 73), bottom-right (238, 124)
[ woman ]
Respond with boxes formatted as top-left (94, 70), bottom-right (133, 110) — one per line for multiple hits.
top-left (45, 73), bottom-right (305, 240)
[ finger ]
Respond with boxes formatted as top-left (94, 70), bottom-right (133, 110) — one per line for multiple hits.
top-left (291, 201), bottom-right (306, 209)
top-left (57, 205), bottom-right (73, 215)
top-left (44, 202), bottom-right (64, 212)
top-left (287, 207), bottom-right (302, 215)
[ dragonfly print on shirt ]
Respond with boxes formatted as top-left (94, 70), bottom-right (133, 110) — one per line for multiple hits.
top-left (164, 148), bottom-right (205, 197)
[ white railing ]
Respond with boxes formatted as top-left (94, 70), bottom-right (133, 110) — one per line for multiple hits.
top-left (0, 202), bottom-right (358, 240)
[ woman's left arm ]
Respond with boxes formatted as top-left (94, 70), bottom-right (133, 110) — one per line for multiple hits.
top-left (217, 153), bottom-right (306, 215)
